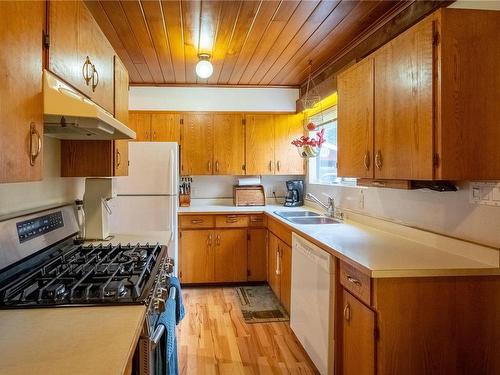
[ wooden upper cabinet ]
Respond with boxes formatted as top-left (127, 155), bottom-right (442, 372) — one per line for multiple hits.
top-left (342, 290), bottom-right (375, 375)
top-left (48, 0), bottom-right (114, 113)
top-left (114, 56), bottom-right (129, 125)
top-left (337, 58), bottom-right (374, 179)
top-left (274, 114), bottom-right (305, 175)
top-left (181, 113), bottom-right (214, 175)
top-left (0, 1), bottom-right (44, 183)
top-left (245, 114), bottom-right (275, 175)
top-left (213, 114), bottom-right (245, 175)
top-left (151, 113), bottom-right (181, 142)
top-left (48, 1), bottom-right (81, 93)
top-left (374, 17), bottom-right (434, 180)
top-left (129, 112), bottom-right (151, 141)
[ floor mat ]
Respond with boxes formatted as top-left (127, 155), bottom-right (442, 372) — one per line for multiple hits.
top-left (235, 285), bottom-right (289, 323)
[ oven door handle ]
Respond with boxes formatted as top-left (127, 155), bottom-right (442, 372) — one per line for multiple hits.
top-left (150, 324), bottom-right (165, 350)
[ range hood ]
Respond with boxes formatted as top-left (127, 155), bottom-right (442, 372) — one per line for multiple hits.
top-left (43, 70), bottom-right (136, 140)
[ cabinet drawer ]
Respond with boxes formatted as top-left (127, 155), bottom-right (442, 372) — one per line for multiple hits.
top-left (340, 261), bottom-right (371, 306)
top-left (179, 215), bottom-right (215, 229)
top-left (248, 214), bottom-right (267, 227)
top-left (215, 214), bottom-right (249, 228)
top-left (267, 216), bottom-right (292, 246)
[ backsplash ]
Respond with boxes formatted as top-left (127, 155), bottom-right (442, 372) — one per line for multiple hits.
top-left (306, 182), bottom-right (500, 248)
top-left (189, 175), bottom-right (304, 201)
top-left (0, 137), bottom-right (85, 217)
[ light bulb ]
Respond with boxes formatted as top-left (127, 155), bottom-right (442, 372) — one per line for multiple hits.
top-left (195, 56), bottom-right (213, 79)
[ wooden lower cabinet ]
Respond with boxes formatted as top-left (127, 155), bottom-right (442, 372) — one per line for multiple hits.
top-left (179, 229), bottom-right (214, 283)
top-left (341, 290), bottom-right (375, 375)
top-left (214, 229), bottom-right (247, 282)
top-left (247, 229), bottom-right (267, 282)
top-left (267, 231), bottom-right (292, 313)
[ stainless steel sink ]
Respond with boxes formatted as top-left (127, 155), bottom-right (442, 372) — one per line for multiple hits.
top-left (287, 216), bottom-right (341, 225)
top-left (274, 210), bottom-right (321, 218)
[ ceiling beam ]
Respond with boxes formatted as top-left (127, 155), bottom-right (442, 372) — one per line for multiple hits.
top-left (296, 0), bottom-right (454, 112)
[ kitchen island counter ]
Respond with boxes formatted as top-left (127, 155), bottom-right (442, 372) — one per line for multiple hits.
top-left (0, 305), bottom-right (145, 375)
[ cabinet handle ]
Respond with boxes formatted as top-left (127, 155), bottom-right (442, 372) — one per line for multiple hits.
top-left (277, 160), bottom-right (281, 172)
top-left (269, 160), bottom-right (273, 172)
top-left (364, 152), bottom-right (371, 171)
top-left (207, 234), bottom-right (212, 246)
top-left (250, 217), bottom-right (263, 222)
top-left (215, 160), bottom-right (219, 173)
top-left (216, 234), bottom-right (221, 246)
top-left (208, 160), bottom-right (212, 172)
top-left (190, 219), bottom-right (204, 224)
top-left (226, 218), bottom-right (238, 223)
top-left (344, 304), bottom-right (351, 322)
top-left (346, 275), bottom-right (362, 287)
top-left (29, 123), bottom-right (41, 166)
top-left (82, 56), bottom-right (92, 85)
top-left (91, 64), bottom-right (99, 92)
top-left (145, 131), bottom-right (149, 140)
top-left (276, 246), bottom-right (281, 275)
top-left (116, 150), bottom-right (121, 167)
top-left (375, 150), bottom-right (383, 170)
top-left (153, 131), bottom-right (156, 140)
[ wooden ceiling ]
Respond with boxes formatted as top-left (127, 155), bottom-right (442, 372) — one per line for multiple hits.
top-left (85, 0), bottom-right (405, 86)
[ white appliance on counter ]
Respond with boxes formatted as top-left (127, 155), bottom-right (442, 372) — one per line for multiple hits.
top-left (290, 233), bottom-right (334, 375)
top-left (110, 142), bottom-right (179, 274)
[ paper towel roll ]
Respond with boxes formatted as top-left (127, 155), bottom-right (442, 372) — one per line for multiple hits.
top-left (238, 176), bottom-right (261, 186)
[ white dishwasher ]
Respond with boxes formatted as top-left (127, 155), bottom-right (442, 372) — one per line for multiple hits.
top-left (290, 233), bottom-right (334, 375)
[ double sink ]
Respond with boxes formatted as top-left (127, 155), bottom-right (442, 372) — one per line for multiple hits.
top-left (274, 210), bottom-right (341, 225)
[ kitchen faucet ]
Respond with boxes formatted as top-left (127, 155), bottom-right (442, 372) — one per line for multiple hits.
top-left (305, 193), bottom-right (336, 218)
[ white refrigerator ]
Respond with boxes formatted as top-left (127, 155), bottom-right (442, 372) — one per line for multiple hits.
top-left (109, 142), bottom-right (179, 274)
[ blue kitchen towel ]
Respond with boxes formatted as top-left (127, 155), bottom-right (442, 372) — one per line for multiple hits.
top-left (156, 296), bottom-right (178, 375)
top-left (169, 276), bottom-right (185, 324)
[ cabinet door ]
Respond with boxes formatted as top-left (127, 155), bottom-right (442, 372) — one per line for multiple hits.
top-left (181, 113), bottom-right (214, 175)
top-left (245, 114), bottom-right (275, 175)
top-left (213, 114), bottom-right (245, 175)
top-left (247, 229), bottom-right (267, 282)
top-left (114, 56), bottom-right (129, 125)
top-left (214, 229), bottom-right (247, 282)
top-left (274, 114), bottom-right (305, 175)
top-left (342, 290), bottom-right (375, 375)
top-left (129, 112), bottom-right (151, 141)
top-left (179, 230), bottom-right (214, 283)
top-left (267, 233), bottom-right (281, 298)
top-left (337, 58), bottom-right (374, 178)
top-left (374, 18), bottom-right (434, 180)
top-left (113, 141), bottom-right (129, 176)
top-left (0, 1), bottom-right (44, 183)
top-left (151, 113), bottom-right (181, 142)
top-left (77, 1), bottom-right (114, 113)
top-left (279, 242), bottom-right (292, 313)
top-left (48, 1), bottom-right (83, 94)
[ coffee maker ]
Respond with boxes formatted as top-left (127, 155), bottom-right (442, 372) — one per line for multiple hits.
top-left (284, 180), bottom-right (304, 207)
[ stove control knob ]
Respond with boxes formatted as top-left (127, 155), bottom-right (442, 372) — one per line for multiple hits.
top-left (153, 297), bottom-right (166, 313)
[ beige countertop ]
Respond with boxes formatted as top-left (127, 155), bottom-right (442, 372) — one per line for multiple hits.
top-left (0, 305), bottom-right (145, 375)
top-left (179, 200), bottom-right (500, 278)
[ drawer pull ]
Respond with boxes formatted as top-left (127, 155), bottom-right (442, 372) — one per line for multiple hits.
top-left (344, 304), bottom-right (351, 322)
top-left (346, 275), bottom-right (362, 287)
top-left (191, 219), bottom-right (204, 224)
top-left (250, 217), bottom-right (263, 222)
top-left (226, 219), bottom-right (238, 223)
top-left (226, 215), bottom-right (237, 219)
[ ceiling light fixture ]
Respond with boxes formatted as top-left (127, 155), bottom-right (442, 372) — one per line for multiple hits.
top-left (195, 54), bottom-right (213, 79)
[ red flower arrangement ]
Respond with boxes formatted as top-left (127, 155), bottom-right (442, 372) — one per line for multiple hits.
top-left (291, 128), bottom-right (326, 158)
top-left (291, 128), bottom-right (325, 148)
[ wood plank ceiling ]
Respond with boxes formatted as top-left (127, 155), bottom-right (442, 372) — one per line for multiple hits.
top-left (85, 0), bottom-right (405, 86)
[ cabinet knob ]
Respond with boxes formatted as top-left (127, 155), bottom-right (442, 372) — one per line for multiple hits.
top-left (375, 150), bottom-right (383, 170)
top-left (29, 123), bottom-right (41, 166)
top-left (344, 303), bottom-right (351, 322)
top-left (364, 152), bottom-right (371, 171)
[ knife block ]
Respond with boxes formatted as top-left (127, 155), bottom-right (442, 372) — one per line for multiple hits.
top-left (179, 193), bottom-right (191, 207)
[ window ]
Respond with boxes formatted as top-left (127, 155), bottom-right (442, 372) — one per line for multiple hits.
top-left (307, 105), bottom-right (355, 186)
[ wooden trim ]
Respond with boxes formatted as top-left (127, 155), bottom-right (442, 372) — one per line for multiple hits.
top-left (129, 82), bottom-right (300, 89)
top-left (129, 110), bottom-right (297, 115)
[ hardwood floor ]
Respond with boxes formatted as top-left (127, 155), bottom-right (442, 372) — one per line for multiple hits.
top-left (177, 287), bottom-right (319, 375)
